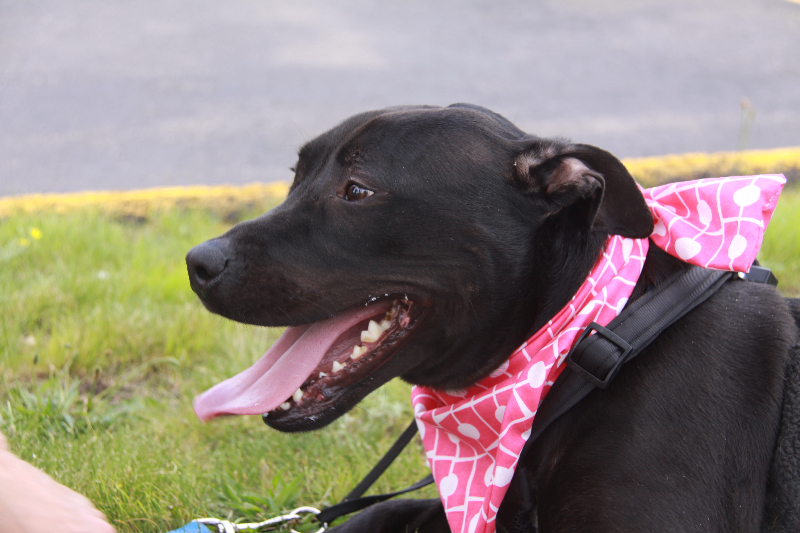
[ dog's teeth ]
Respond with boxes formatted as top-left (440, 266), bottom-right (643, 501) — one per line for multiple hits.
top-left (361, 320), bottom-right (383, 343)
top-left (379, 319), bottom-right (392, 330)
top-left (350, 346), bottom-right (360, 359)
top-left (280, 402), bottom-right (291, 410)
top-left (351, 345), bottom-right (367, 360)
top-left (332, 361), bottom-right (346, 373)
top-left (319, 372), bottom-right (327, 378)
top-left (292, 388), bottom-right (304, 402)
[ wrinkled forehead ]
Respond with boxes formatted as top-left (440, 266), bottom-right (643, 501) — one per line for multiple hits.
top-left (293, 105), bottom-right (523, 188)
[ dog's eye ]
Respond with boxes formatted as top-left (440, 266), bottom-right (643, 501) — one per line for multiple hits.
top-left (344, 182), bottom-right (374, 201)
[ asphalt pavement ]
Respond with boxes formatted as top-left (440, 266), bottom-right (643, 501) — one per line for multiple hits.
top-left (1, 0), bottom-right (799, 195)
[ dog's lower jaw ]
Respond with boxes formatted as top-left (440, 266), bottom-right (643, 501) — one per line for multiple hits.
top-left (261, 301), bottom-right (430, 432)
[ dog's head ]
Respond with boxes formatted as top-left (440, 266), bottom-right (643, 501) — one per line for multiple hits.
top-left (187, 104), bottom-right (652, 431)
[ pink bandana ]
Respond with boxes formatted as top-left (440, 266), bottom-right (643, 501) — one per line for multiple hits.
top-left (411, 174), bottom-right (786, 533)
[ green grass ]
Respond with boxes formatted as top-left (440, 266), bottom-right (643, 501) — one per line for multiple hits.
top-left (1, 187), bottom-right (799, 532)
top-left (1, 371), bottom-right (429, 532)
top-left (758, 188), bottom-right (800, 295)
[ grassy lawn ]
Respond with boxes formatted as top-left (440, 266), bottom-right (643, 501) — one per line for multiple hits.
top-left (1, 186), bottom-right (799, 532)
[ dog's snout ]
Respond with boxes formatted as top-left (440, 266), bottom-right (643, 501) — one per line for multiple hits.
top-left (186, 241), bottom-right (228, 289)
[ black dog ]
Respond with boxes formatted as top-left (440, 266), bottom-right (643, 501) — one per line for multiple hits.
top-left (186, 104), bottom-right (800, 532)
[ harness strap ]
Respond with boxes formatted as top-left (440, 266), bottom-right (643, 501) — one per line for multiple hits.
top-left (524, 265), bottom-right (732, 449)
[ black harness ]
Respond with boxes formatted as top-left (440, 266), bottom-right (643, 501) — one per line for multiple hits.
top-left (315, 264), bottom-right (778, 528)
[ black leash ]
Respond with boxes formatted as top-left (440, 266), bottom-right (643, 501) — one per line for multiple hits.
top-left (316, 421), bottom-right (433, 526)
top-left (317, 264), bottom-right (778, 527)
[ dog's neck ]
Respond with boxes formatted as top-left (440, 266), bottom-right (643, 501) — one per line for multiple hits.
top-left (524, 221), bottom-right (609, 338)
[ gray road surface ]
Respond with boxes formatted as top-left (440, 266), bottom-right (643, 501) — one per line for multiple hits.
top-left (1, 0), bottom-right (799, 195)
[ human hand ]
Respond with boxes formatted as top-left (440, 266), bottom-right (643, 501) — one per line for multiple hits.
top-left (0, 434), bottom-right (116, 533)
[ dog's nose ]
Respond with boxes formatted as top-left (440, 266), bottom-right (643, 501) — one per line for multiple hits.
top-left (186, 240), bottom-right (228, 290)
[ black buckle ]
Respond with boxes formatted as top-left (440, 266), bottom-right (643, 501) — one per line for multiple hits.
top-left (739, 265), bottom-right (778, 286)
top-left (566, 322), bottom-right (632, 389)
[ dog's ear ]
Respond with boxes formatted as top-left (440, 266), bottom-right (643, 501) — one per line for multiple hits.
top-left (511, 142), bottom-right (653, 238)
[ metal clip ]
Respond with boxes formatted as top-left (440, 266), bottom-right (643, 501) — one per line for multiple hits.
top-left (196, 506), bottom-right (327, 533)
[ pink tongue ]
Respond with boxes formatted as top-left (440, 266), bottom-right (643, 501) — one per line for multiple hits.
top-left (193, 300), bottom-right (391, 421)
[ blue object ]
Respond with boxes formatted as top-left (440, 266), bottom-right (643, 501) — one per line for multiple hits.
top-left (165, 521), bottom-right (215, 533)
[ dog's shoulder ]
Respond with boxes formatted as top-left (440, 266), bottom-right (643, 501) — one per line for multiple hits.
top-left (503, 244), bottom-right (797, 532)
top-left (630, 242), bottom-right (795, 420)
top-left (630, 242), bottom-right (797, 349)
top-left (788, 297), bottom-right (800, 329)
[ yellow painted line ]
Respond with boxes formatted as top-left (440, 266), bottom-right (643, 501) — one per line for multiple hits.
top-left (0, 182), bottom-right (289, 218)
top-left (622, 146), bottom-right (800, 187)
top-left (0, 147), bottom-right (798, 217)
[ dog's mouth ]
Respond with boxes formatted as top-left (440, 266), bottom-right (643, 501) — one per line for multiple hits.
top-left (193, 297), bottom-right (426, 425)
